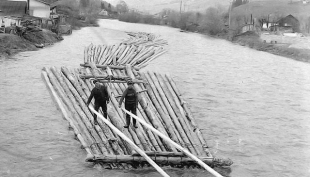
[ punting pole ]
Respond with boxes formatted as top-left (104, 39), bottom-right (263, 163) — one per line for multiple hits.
top-left (88, 106), bottom-right (170, 177)
top-left (121, 108), bottom-right (224, 177)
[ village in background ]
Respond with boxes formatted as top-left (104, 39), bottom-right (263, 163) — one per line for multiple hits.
top-left (1, 0), bottom-right (310, 59)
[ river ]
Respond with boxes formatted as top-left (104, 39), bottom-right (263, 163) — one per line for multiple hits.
top-left (0, 19), bottom-right (310, 177)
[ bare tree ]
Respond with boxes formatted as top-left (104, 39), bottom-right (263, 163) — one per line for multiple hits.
top-left (200, 7), bottom-right (224, 35)
top-left (116, 1), bottom-right (129, 14)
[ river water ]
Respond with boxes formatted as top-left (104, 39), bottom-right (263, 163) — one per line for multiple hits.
top-left (1, 19), bottom-right (310, 177)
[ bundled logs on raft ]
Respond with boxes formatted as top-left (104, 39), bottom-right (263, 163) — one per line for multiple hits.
top-left (84, 32), bottom-right (168, 68)
top-left (41, 32), bottom-right (232, 172)
top-left (41, 64), bottom-right (233, 169)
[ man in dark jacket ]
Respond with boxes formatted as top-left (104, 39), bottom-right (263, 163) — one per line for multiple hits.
top-left (87, 80), bottom-right (110, 125)
top-left (118, 79), bottom-right (138, 128)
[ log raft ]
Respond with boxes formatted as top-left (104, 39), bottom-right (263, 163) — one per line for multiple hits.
top-left (41, 32), bottom-right (232, 172)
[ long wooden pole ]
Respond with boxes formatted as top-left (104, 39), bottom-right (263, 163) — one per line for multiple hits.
top-left (89, 106), bottom-right (170, 177)
top-left (89, 154), bottom-right (215, 164)
top-left (41, 69), bottom-right (93, 157)
top-left (121, 108), bottom-right (224, 177)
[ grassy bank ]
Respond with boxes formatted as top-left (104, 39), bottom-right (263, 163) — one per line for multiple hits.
top-left (230, 31), bottom-right (310, 62)
top-left (118, 10), bottom-right (310, 63)
top-left (0, 29), bottom-right (62, 58)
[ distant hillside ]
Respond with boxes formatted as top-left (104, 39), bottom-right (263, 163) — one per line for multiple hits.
top-left (231, 0), bottom-right (310, 19)
top-left (43, 0), bottom-right (59, 4)
top-left (105, 0), bottom-right (229, 14)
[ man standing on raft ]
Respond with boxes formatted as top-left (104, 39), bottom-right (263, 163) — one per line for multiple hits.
top-left (87, 80), bottom-right (110, 125)
top-left (118, 79), bottom-right (138, 128)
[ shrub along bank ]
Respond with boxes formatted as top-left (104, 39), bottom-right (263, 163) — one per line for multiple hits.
top-left (118, 8), bottom-right (310, 63)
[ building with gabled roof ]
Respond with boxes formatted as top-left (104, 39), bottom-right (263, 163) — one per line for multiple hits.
top-left (28, 0), bottom-right (51, 18)
top-left (0, 1), bottom-right (27, 27)
top-left (0, 0), bottom-right (27, 16)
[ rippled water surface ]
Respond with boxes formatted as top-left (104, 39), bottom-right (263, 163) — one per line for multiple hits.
top-left (1, 19), bottom-right (310, 177)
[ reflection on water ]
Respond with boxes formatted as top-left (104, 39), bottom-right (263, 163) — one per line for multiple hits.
top-left (0, 19), bottom-right (310, 177)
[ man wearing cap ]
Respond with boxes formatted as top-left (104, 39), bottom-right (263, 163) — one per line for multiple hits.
top-left (118, 79), bottom-right (138, 128)
top-left (87, 80), bottom-right (110, 125)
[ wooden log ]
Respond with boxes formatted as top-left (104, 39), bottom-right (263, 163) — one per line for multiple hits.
top-left (89, 106), bottom-right (170, 177)
top-left (119, 46), bottom-right (137, 65)
top-left (107, 45), bottom-right (122, 64)
top-left (92, 46), bottom-right (98, 63)
top-left (87, 43), bottom-right (93, 62)
top-left (142, 72), bottom-right (184, 147)
top-left (116, 45), bottom-right (127, 60)
top-left (114, 89), bottom-right (147, 98)
top-left (131, 46), bottom-right (146, 61)
top-left (140, 73), bottom-right (182, 147)
top-left (118, 45), bottom-right (132, 63)
top-left (129, 46), bottom-right (152, 65)
top-left (104, 45), bottom-right (114, 63)
top-left (45, 68), bottom-right (102, 155)
top-left (108, 82), bottom-right (149, 151)
top-left (97, 45), bottom-right (107, 64)
top-left (156, 73), bottom-right (204, 156)
top-left (73, 69), bottom-right (130, 156)
top-left (86, 66), bottom-right (144, 151)
top-left (84, 45), bottom-right (88, 63)
top-left (124, 65), bottom-right (175, 152)
top-left (42, 69), bottom-right (94, 156)
top-left (132, 48), bottom-right (155, 66)
top-left (146, 71), bottom-right (197, 154)
top-left (105, 45), bottom-right (119, 65)
top-left (137, 49), bottom-right (167, 68)
top-left (165, 74), bottom-right (210, 155)
top-left (60, 67), bottom-right (123, 155)
top-left (89, 45), bottom-right (95, 63)
top-left (51, 67), bottom-right (111, 155)
top-left (67, 68), bottom-right (123, 156)
top-left (89, 154), bottom-right (215, 165)
top-left (131, 151), bottom-right (185, 157)
top-left (74, 69), bottom-right (115, 135)
top-left (154, 72), bottom-right (200, 155)
top-left (125, 50), bottom-right (139, 65)
top-left (110, 75), bottom-right (155, 152)
top-left (82, 74), bottom-right (132, 155)
top-left (113, 70), bottom-right (164, 152)
top-left (122, 109), bottom-right (225, 177)
top-left (80, 63), bottom-right (140, 71)
top-left (117, 69), bottom-right (168, 152)
top-left (85, 69), bottom-right (132, 151)
top-left (94, 45), bottom-right (102, 63)
top-left (96, 46), bottom-right (111, 64)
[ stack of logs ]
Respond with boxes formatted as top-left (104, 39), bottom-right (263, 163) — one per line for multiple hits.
top-left (41, 63), bottom-right (233, 169)
top-left (41, 32), bottom-right (232, 169)
top-left (84, 32), bottom-right (167, 68)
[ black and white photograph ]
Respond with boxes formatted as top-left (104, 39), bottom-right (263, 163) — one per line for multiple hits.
top-left (1, 0), bottom-right (310, 176)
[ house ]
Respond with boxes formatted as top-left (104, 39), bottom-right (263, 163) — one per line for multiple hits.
top-left (277, 14), bottom-right (300, 32)
top-left (28, 0), bottom-right (51, 18)
top-left (0, 0), bottom-right (27, 27)
top-left (241, 23), bottom-right (255, 33)
top-left (99, 9), bottom-right (108, 16)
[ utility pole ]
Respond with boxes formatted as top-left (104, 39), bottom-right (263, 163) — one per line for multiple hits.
top-left (180, 0), bottom-right (182, 15)
top-left (229, 0), bottom-right (232, 28)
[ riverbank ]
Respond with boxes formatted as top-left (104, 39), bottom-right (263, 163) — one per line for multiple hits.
top-left (118, 13), bottom-right (310, 63)
top-left (229, 31), bottom-right (310, 63)
top-left (0, 19), bottom-right (99, 59)
top-left (0, 29), bottom-right (63, 58)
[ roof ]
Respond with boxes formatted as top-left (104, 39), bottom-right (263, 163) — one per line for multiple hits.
top-left (0, 1), bottom-right (27, 16)
top-left (34, 0), bottom-right (51, 6)
top-left (276, 14), bottom-right (299, 23)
